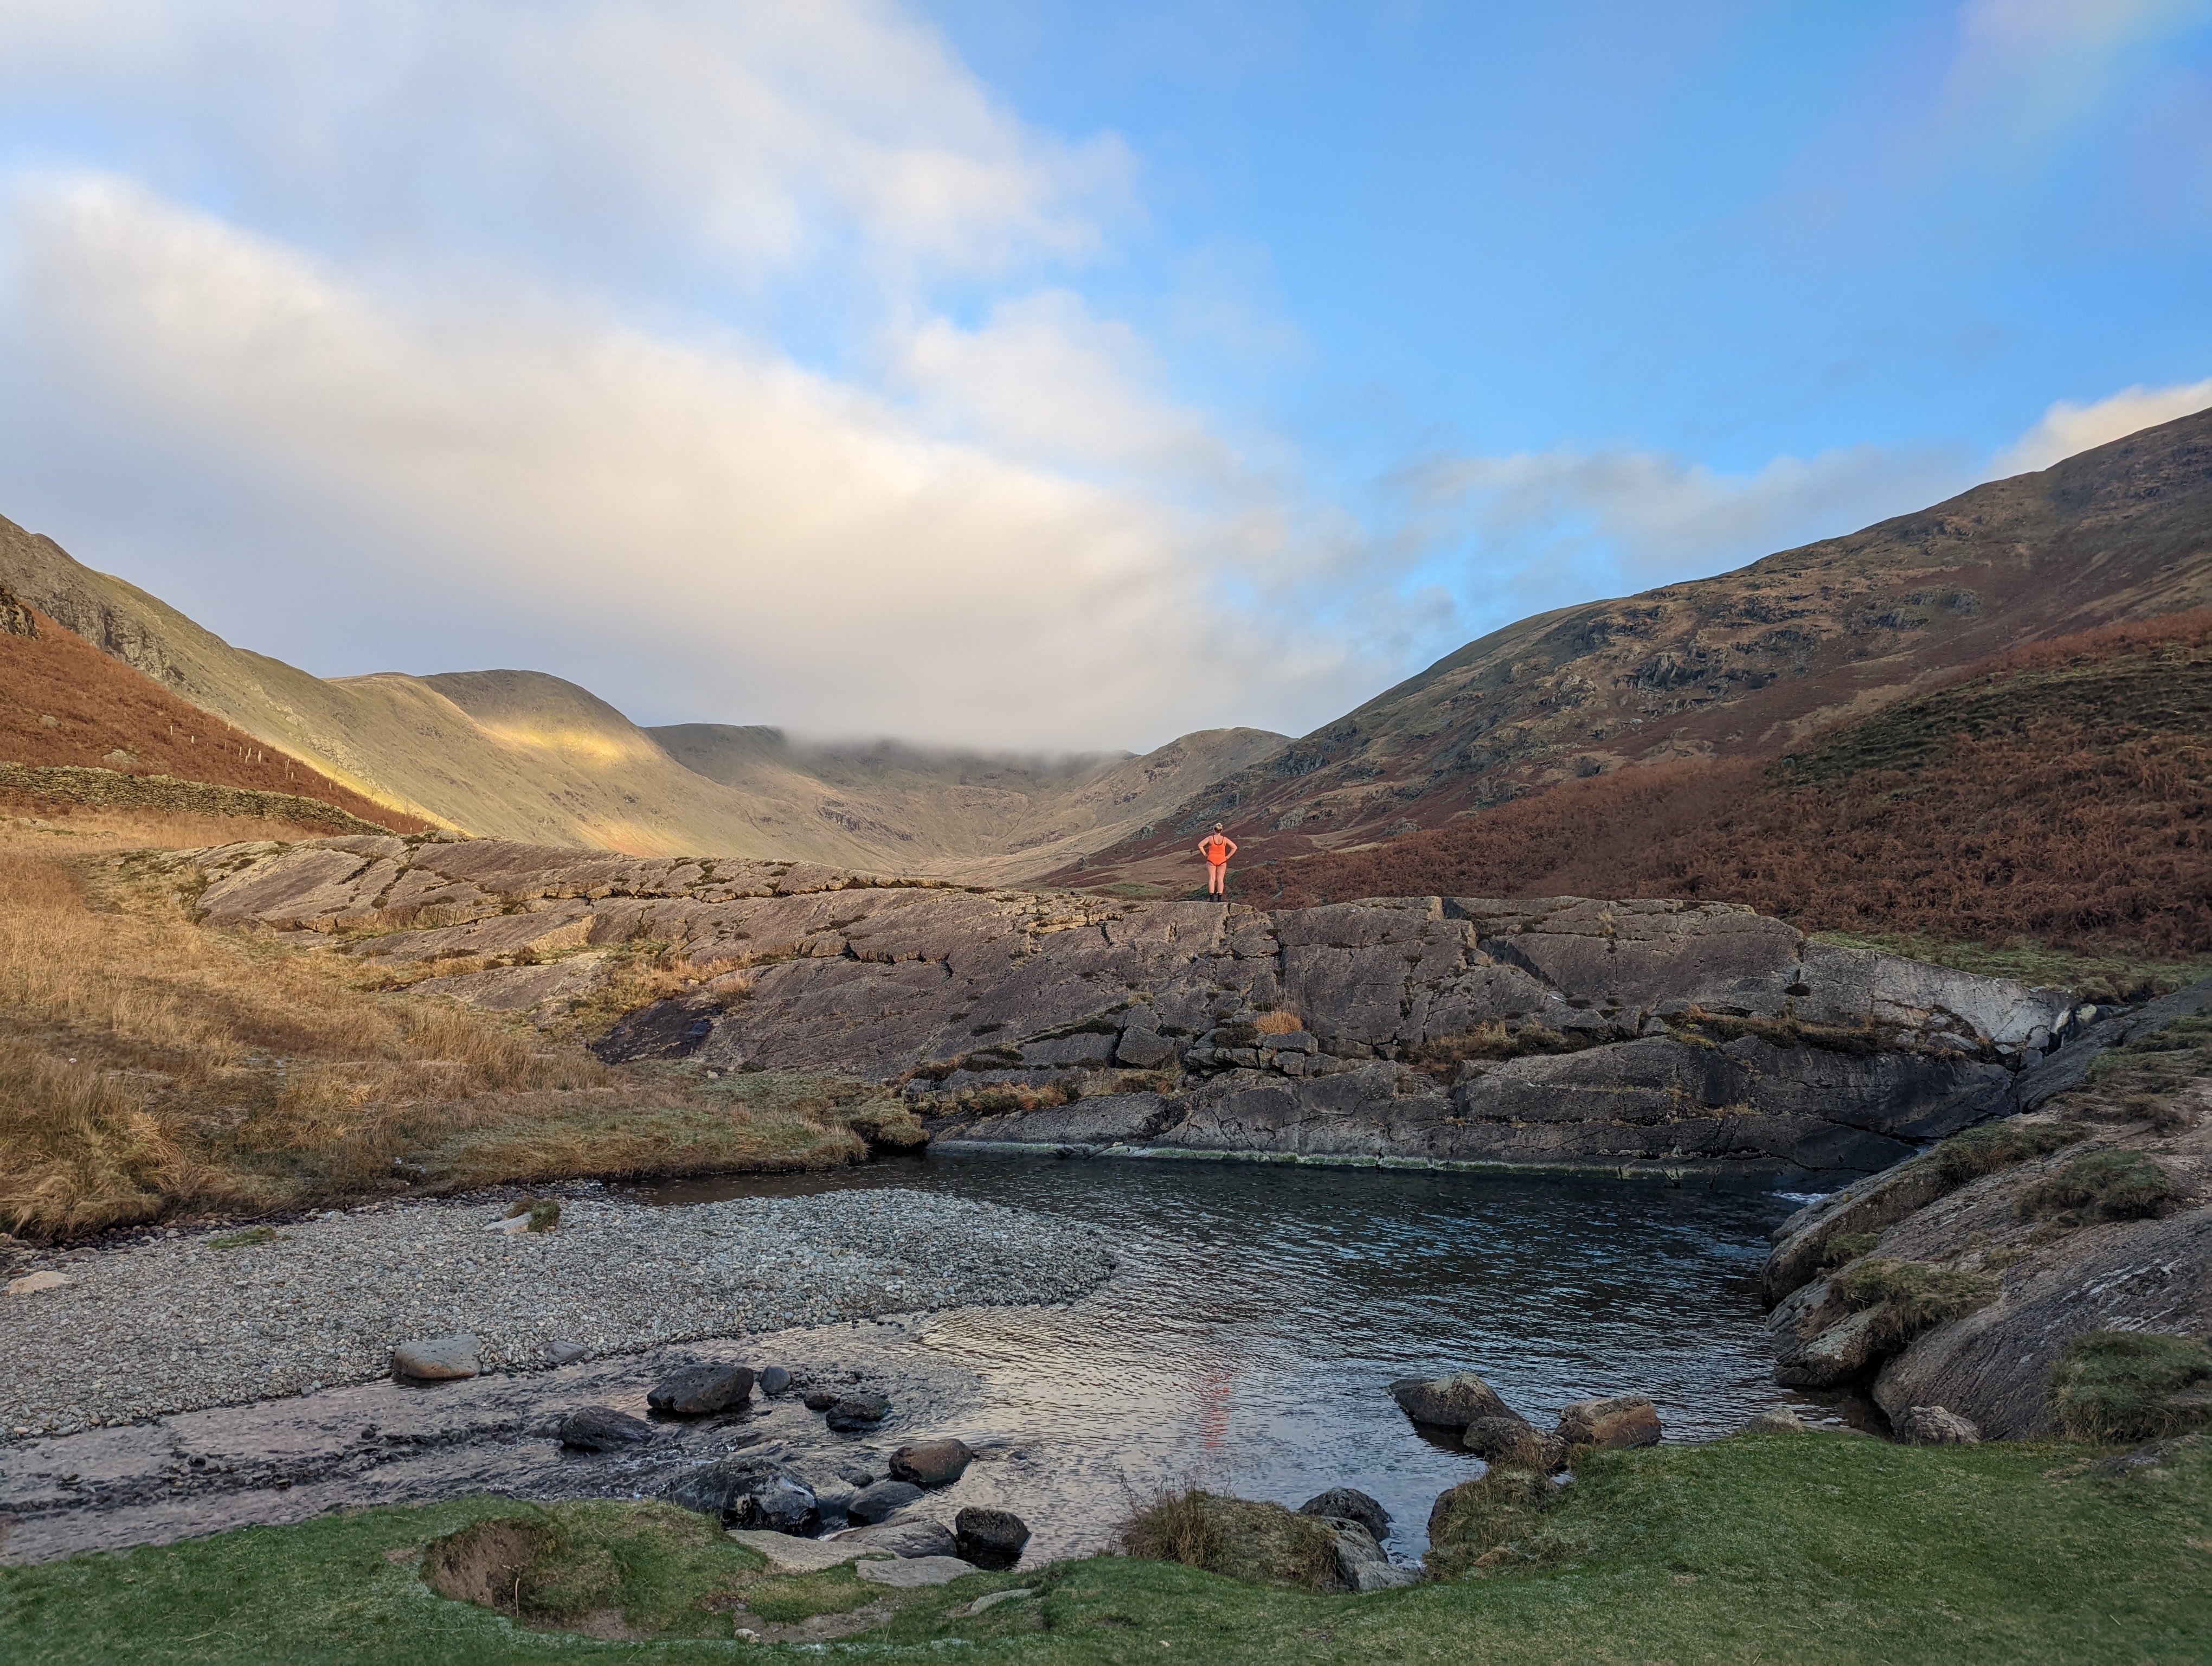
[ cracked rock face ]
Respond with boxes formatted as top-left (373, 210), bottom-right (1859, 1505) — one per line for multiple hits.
top-left (160, 836), bottom-right (2087, 1180)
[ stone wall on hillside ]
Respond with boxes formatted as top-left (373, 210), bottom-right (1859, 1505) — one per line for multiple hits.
top-left (162, 836), bottom-right (2093, 1182)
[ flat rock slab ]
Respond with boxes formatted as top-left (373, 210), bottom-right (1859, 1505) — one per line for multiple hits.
top-left (726, 1530), bottom-right (894, 1573)
top-left (966, 1587), bottom-right (1036, 1615)
top-left (391, 1335), bottom-right (479, 1381)
top-left (857, 1554), bottom-right (978, 1587)
top-left (6, 1273), bottom-right (71, 1296)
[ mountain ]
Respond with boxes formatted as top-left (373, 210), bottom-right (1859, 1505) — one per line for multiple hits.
top-left (0, 584), bottom-right (427, 834)
top-left (1056, 406), bottom-right (2212, 892)
top-left (1256, 610), bottom-right (2211, 960)
top-left (652, 723), bottom-right (1289, 885)
top-left (0, 515), bottom-right (1281, 873)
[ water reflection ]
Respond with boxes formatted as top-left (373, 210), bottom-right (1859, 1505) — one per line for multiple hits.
top-left (642, 1154), bottom-right (1811, 1556)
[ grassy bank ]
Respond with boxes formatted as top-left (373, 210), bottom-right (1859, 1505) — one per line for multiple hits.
top-left (3, 1434), bottom-right (2205, 1663)
top-left (0, 822), bottom-right (917, 1241)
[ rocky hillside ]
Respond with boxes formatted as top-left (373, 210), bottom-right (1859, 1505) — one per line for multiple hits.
top-left (1060, 407), bottom-right (2212, 891)
top-left (169, 834), bottom-right (2098, 1183)
top-left (0, 585), bottom-right (426, 834)
top-left (0, 517), bottom-right (1276, 874)
top-left (1760, 981), bottom-right (2211, 1440)
top-left (1248, 612), bottom-right (2212, 957)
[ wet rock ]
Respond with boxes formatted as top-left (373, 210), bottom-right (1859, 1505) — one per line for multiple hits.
top-left (1555, 1394), bottom-right (1661, 1449)
top-left (890, 1437), bottom-right (974, 1487)
top-left (825, 1392), bottom-right (891, 1431)
top-left (647, 1363), bottom-right (754, 1417)
top-left (848, 1479), bottom-right (924, 1524)
top-left (1327, 1521), bottom-right (1416, 1592)
top-left (1390, 1371), bottom-right (1512, 1428)
top-left (556, 1405), bottom-right (654, 1452)
top-left (1296, 1488), bottom-right (1390, 1546)
top-left (856, 1554), bottom-right (976, 1587)
top-left (1895, 1405), bottom-right (1980, 1445)
top-left (544, 1340), bottom-right (589, 1366)
top-left (802, 1387), bottom-right (840, 1411)
top-left (665, 1456), bottom-right (814, 1532)
top-left (954, 1506), bottom-right (1031, 1570)
top-left (1739, 1407), bottom-right (1808, 1434)
top-left (835, 1516), bottom-right (960, 1559)
top-left (742, 1475), bottom-right (821, 1535)
top-left (785, 1459), bottom-right (860, 1526)
top-left (1775, 1306), bottom-right (1886, 1390)
top-left (391, 1334), bottom-right (479, 1382)
top-left (757, 1366), bottom-right (791, 1395)
top-left (1463, 1415), bottom-right (1566, 1470)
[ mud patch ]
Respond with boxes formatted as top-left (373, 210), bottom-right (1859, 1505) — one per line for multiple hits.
top-left (423, 1516), bottom-right (546, 1613)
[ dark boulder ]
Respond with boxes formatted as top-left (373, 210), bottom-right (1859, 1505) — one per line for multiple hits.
top-left (802, 1387), bottom-right (840, 1411)
top-left (742, 1475), bottom-right (821, 1535)
top-left (556, 1405), bottom-right (654, 1452)
top-left (848, 1479), bottom-right (924, 1524)
top-left (664, 1457), bottom-right (818, 1533)
top-left (647, 1363), bottom-right (754, 1417)
top-left (825, 1392), bottom-right (892, 1431)
top-left (1389, 1371), bottom-right (1512, 1428)
top-left (1295, 1487), bottom-right (1389, 1546)
top-left (889, 1437), bottom-right (974, 1487)
top-left (757, 1366), bottom-right (792, 1395)
top-left (1462, 1415), bottom-right (1565, 1470)
top-left (954, 1506), bottom-right (1031, 1571)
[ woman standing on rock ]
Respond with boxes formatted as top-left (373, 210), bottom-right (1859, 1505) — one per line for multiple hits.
top-left (1198, 824), bottom-right (1237, 899)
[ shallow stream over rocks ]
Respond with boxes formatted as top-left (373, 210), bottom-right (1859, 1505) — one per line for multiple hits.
top-left (1, 1155), bottom-right (1849, 1568)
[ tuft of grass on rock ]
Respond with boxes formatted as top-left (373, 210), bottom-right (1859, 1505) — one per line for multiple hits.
top-left (1424, 1466), bottom-right (1577, 1578)
top-left (1116, 1486), bottom-right (1341, 1591)
top-left (1819, 1230), bottom-right (1882, 1269)
top-left (1833, 1257), bottom-right (1998, 1350)
top-left (2017, 1150), bottom-right (2179, 1225)
top-left (1932, 1118), bottom-right (2084, 1186)
top-left (207, 1225), bottom-right (280, 1249)
top-left (2050, 1331), bottom-right (2212, 1443)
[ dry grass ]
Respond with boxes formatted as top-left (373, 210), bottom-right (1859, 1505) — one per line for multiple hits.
top-left (1116, 1485), bottom-right (1342, 1591)
top-left (0, 848), bottom-right (899, 1240)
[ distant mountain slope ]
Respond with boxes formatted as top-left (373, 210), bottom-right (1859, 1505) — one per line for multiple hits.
top-left (0, 516), bottom-right (1278, 873)
top-left (0, 585), bottom-right (427, 833)
top-left (1060, 405), bottom-right (2212, 891)
top-left (1257, 612), bottom-right (2212, 957)
top-left (652, 723), bottom-right (1289, 885)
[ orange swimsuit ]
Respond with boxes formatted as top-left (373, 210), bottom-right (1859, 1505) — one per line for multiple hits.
top-left (1200, 834), bottom-right (1234, 866)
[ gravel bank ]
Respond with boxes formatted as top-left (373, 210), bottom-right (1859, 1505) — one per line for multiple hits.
top-left (0, 1189), bottom-right (1114, 1438)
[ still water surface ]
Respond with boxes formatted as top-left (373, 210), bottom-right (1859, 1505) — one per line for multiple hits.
top-left (646, 1154), bottom-right (1815, 1558)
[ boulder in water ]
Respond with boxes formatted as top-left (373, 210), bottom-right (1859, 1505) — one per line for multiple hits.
top-left (954, 1506), bottom-right (1031, 1570)
top-left (1389, 1371), bottom-right (1511, 1428)
top-left (556, 1405), bottom-right (653, 1451)
top-left (1295, 1488), bottom-right (1390, 1546)
top-left (648, 1363), bottom-right (753, 1417)
top-left (890, 1437), bottom-right (974, 1487)
top-left (1555, 1394), bottom-right (1661, 1449)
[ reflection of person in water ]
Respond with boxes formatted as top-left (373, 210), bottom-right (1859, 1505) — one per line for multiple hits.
top-left (1197, 823), bottom-right (1237, 899)
top-left (1194, 1359), bottom-right (1237, 1450)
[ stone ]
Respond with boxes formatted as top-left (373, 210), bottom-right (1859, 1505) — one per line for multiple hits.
top-left (954, 1506), bottom-right (1031, 1571)
top-left (825, 1392), bottom-right (891, 1431)
top-left (834, 1516), bottom-right (961, 1559)
top-left (856, 1555), bottom-right (978, 1587)
top-left (757, 1366), bottom-right (791, 1395)
top-left (648, 1363), bottom-right (754, 1417)
top-left (725, 1530), bottom-right (890, 1573)
top-left (965, 1587), bottom-right (1036, 1616)
top-left (741, 1475), bottom-right (821, 1535)
top-left (557, 1405), bottom-right (654, 1451)
top-left (1114, 1027), bottom-right (1180, 1069)
top-left (1774, 1305), bottom-right (1886, 1391)
top-left (1327, 1522), bottom-right (1416, 1592)
top-left (665, 1457), bottom-right (813, 1531)
top-left (1296, 1488), bottom-right (1389, 1546)
top-left (1739, 1407), bottom-right (1808, 1434)
top-left (1555, 1394), bottom-right (1661, 1449)
top-left (545, 1340), bottom-right (589, 1365)
top-left (6, 1271), bottom-right (72, 1295)
top-left (1463, 1416), bottom-right (1567, 1470)
top-left (890, 1437), bottom-right (975, 1487)
top-left (1895, 1405), bottom-right (1980, 1445)
top-left (802, 1387), bottom-right (840, 1411)
top-left (391, 1334), bottom-right (479, 1382)
top-left (848, 1479), bottom-right (924, 1524)
top-left (1390, 1371), bottom-right (1512, 1428)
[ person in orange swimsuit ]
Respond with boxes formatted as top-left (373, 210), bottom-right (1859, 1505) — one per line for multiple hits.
top-left (1197, 823), bottom-right (1237, 898)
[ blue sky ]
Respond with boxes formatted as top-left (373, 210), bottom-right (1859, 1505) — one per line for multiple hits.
top-left (0, 1), bottom-right (2206, 749)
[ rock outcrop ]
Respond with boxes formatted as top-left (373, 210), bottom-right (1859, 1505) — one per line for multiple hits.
top-left (159, 835), bottom-right (2097, 1179)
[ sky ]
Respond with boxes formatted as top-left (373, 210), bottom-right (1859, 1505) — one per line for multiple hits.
top-left (0, 1), bottom-right (2207, 752)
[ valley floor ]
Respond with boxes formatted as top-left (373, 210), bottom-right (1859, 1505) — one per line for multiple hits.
top-left (1, 1433), bottom-right (2204, 1664)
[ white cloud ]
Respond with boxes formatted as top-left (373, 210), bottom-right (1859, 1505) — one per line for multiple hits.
top-left (0, 174), bottom-right (1390, 751)
top-left (1989, 376), bottom-right (2212, 476)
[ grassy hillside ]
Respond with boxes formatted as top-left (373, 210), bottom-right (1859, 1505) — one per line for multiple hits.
top-left (1064, 406), bottom-right (2212, 891)
top-left (1254, 613), bottom-right (2211, 966)
top-left (0, 587), bottom-right (428, 834)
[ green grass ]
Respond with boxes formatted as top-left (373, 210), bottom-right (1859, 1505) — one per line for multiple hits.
top-left (1833, 1257), bottom-right (2000, 1351)
top-left (2017, 1151), bottom-right (2179, 1225)
top-left (206, 1226), bottom-right (281, 1250)
top-left (1931, 1119), bottom-right (2084, 1186)
top-left (1808, 932), bottom-right (2212, 1003)
top-left (2051, 1332), bottom-right (2212, 1443)
top-left (5, 1435), bottom-right (2209, 1663)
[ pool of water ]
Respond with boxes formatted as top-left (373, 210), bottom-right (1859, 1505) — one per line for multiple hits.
top-left (640, 1152), bottom-right (1827, 1559)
